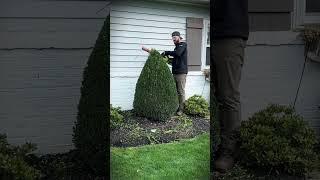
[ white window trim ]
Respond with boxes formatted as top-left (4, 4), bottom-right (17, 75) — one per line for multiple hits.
top-left (201, 19), bottom-right (210, 70)
top-left (292, 0), bottom-right (320, 30)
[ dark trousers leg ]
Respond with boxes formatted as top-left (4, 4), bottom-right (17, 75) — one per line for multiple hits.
top-left (174, 74), bottom-right (187, 112)
top-left (212, 38), bottom-right (246, 155)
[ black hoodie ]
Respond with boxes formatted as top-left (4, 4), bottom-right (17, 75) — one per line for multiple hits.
top-left (211, 0), bottom-right (249, 40)
top-left (164, 42), bottom-right (188, 74)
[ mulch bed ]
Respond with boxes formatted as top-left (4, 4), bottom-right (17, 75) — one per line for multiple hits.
top-left (111, 110), bottom-right (210, 147)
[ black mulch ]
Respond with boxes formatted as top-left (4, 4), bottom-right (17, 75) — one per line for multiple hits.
top-left (111, 110), bottom-right (210, 147)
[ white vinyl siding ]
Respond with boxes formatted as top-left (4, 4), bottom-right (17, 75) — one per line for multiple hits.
top-left (110, 0), bottom-right (210, 109)
top-left (110, 0), bottom-right (209, 77)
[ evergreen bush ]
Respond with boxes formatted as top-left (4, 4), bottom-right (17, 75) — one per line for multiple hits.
top-left (133, 49), bottom-right (178, 121)
top-left (110, 105), bottom-right (124, 129)
top-left (240, 104), bottom-right (318, 176)
top-left (72, 16), bottom-right (109, 175)
top-left (184, 95), bottom-right (209, 117)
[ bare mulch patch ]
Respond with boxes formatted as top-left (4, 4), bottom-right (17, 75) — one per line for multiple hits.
top-left (111, 110), bottom-right (210, 147)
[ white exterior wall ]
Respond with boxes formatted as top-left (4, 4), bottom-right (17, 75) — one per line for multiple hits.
top-left (110, 0), bottom-right (210, 110)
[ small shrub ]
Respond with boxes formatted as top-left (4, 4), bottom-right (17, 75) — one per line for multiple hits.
top-left (0, 134), bottom-right (40, 180)
top-left (110, 105), bottom-right (124, 129)
top-left (184, 95), bottom-right (209, 117)
top-left (240, 104), bottom-right (318, 176)
top-left (133, 49), bottom-right (179, 121)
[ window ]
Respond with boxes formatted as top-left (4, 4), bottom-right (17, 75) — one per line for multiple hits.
top-left (306, 0), bottom-right (320, 13)
top-left (201, 20), bottom-right (210, 69)
top-left (304, 0), bottom-right (320, 61)
top-left (293, 0), bottom-right (320, 28)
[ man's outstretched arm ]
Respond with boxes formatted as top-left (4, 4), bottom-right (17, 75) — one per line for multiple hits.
top-left (163, 43), bottom-right (187, 57)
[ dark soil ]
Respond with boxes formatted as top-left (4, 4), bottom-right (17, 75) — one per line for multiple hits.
top-left (111, 110), bottom-right (210, 147)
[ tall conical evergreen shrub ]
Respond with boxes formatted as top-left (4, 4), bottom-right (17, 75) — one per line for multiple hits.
top-left (72, 16), bottom-right (109, 176)
top-left (133, 50), bottom-right (179, 121)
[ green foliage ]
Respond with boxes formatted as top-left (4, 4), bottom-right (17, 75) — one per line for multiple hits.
top-left (216, 164), bottom-right (255, 180)
top-left (240, 104), bottom-right (318, 176)
top-left (110, 105), bottom-right (124, 129)
top-left (303, 24), bottom-right (320, 53)
top-left (0, 134), bottom-right (40, 180)
top-left (303, 24), bottom-right (320, 43)
top-left (184, 95), bottom-right (209, 117)
top-left (72, 16), bottom-right (109, 175)
top-left (177, 114), bottom-right (193, 129)
top-left (146, 130), bottom-right (161, 145)
top-left (162, 56), bottom-right (172, 65)
top-left (133, 49), bottom-right (179, 121)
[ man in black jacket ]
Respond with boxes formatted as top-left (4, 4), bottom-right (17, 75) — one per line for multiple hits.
top-left (162, 31), bottom-right (188, 116)
top-left (211, 0), bottom-right (249, 173)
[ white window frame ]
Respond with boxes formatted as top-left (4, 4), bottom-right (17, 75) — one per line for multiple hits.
top-left (201, 19), bottom-right (210, 70)
top-left (292, 0), bottom-right (320, 29)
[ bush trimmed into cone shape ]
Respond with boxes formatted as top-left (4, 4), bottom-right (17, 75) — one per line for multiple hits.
top-left (133, 50), bottom-right (179, 121)
top-left (72, 16), bottom-right (109, 176)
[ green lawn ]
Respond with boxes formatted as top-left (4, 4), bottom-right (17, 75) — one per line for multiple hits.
top-left (111, 133), bottom-right (210, 180)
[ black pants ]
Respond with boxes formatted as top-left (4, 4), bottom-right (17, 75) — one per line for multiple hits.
top-left (212, 38), bottom-right (246, 153)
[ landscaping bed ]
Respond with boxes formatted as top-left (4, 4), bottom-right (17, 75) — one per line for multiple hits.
top-left (111, 110), bottom-right (210, 147)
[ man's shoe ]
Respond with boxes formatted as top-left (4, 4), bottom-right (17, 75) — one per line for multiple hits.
top-left (214, 154), bottom-right (235, 173)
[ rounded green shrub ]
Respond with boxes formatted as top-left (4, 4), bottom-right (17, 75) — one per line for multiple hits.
top-left (133, 49), bottom-right (178, 121)
top-left (184, 95), bottom-right (209, 117)
top-left (110, 105), bottom-right (124, 129)
top-left (239, 104), bottom-right (318, 176)
top-left (72, 16), bottom-right (109, 175)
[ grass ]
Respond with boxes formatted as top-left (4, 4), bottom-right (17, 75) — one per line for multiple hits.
top-left (111, 133), bottom-right (209, 180)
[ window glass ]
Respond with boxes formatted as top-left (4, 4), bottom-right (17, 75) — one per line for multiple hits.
top-left (306, 0), bottom-right (320, 13)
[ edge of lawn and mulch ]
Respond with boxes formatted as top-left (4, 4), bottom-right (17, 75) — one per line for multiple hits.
top-left (111, 110), bottom-right (210, 147)
top-left (111, 133), bottom-right (210, 180)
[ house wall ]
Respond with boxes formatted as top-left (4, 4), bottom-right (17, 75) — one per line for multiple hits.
top-left (110, 0), bottom-right (210, 110)
top-left (0, 0), bottom-right (109, 153)
top-left (243, 0), bottom-right (320, 135)
top-left (248, 0), bottom-right (293, 31)
top-left (242, 38), bottom-right (320, 136)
